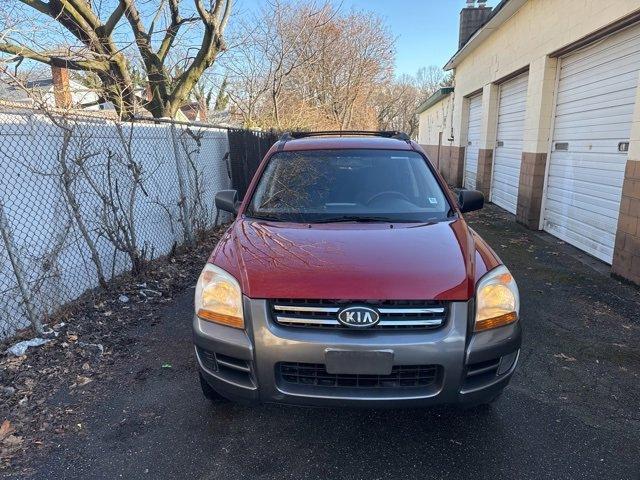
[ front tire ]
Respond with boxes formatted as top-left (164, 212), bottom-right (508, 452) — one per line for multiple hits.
top-left (199, 373), bottom-right (227, 403)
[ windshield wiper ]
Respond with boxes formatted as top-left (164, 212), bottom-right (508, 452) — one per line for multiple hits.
top-left (246, 213), bottom-right (286, 222)
top-left (311, 215), bottom-right (417, 224)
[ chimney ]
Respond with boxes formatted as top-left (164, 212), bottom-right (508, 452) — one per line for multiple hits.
top-left (198, 98), bottom-right (208, 122)
top-left (459, 0), bottom-right (493, 49)
top-left (51, 65), bottom-right (72, 109)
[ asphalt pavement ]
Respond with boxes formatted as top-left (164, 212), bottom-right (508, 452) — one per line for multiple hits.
top-left (30, 206), bottom-right (640, 480)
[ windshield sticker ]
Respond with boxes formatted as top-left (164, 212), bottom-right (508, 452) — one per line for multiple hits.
top-left (428, 197), bottom-right (438, 204)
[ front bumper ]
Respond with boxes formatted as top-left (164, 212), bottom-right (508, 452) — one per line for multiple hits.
top-left (193, 298), bottom-right (521, 407)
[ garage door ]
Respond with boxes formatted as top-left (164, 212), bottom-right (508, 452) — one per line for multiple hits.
top-left (491, 73), bottom-right (528, 214)
top-left (543, 24), bottom-right (640, 264)
top-left (464, 94), bottom-right (482, 190)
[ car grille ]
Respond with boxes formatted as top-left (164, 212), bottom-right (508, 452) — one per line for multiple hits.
top-left (277, 362), bottom-right (440, 389)
top-left (270, 299), bottom-right (447, 329)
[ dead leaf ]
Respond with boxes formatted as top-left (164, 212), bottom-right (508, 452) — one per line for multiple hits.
top-left (75, 375), bottom-right (92, 387)
top-left (554, 353), bottom-right (577, 362)
top-left (2, 435), bottom-right (23, 447)
top-left (0, 420), bottom-right (14, 441)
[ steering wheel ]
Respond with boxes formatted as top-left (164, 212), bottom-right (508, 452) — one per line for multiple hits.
top-left (365, 191), bottom-right (411, 205)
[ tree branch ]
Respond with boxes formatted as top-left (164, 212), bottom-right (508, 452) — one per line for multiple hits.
top-left (60, 0), bottom-right (100, 30)
top-left (219, 0), bottom-right (233, 32)
top-left (17, 0), bottom-right (49, 16)
top-left (102, 3), bottom-right (125, 36)
top-left (0, 42), bottom-right (109, 71)
top-left (119, 0), bottom-right (150, 46)
top-left (157, 0), bottom-right (186, 61)
top-left (194, 0), bottom-right (211, 24)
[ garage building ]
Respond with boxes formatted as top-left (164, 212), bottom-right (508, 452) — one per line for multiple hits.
top-left (418, 0), bottom-right (640, 286)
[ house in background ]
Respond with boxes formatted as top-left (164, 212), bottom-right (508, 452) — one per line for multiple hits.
top-left (0, 65), bottom-right (107, 110)
top-left (419, 0), bottom-right (640, 286)
top-left (1, 67), bottom-right (233, 125)
top-left (177, 101), bottom-right (208, 122)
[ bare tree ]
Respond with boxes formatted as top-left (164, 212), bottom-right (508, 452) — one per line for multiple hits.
top-left (374, 66), bottom-right (454, 138)
top-left (224, 1), bottom-right (332, 128)
top-left (415, 65), bottom-right (451, 99)
top-left (0, 0), bottom-right (232, 119)
top-left (375, 76), bottom-right (421, 137)
top-left (76, 123), bottom-right (150, 275)
top-left (225, 2), bottom-right (394, 131)
top-left (309, 12), bottom-right (394, 130)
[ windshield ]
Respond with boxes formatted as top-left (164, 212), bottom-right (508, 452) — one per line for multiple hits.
top-left (245, 149), bottom-right (452, 223)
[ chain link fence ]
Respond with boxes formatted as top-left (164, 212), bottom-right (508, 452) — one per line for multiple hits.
top-left (0, 106), bottom-right (232, 340)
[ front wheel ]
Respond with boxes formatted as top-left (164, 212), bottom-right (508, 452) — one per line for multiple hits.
top-left (199, 373), bottom-right (228, 403)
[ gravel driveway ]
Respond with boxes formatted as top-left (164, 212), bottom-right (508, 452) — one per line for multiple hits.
top-left (26, 205), bottom-right (640, 480)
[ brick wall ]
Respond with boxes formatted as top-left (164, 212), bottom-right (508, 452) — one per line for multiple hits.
top-left (516, 152), bottom-right (547, 229)
top-left (476, 148), bottom-right (494, 197)
top-left (420, 144), bottom-right (440, 169)
top-left (612, 160), bottom-right (640, 285)
top-left (419, 144), bottom-right (464, 187)
top-left (51, 66), bottom-right (72, 109)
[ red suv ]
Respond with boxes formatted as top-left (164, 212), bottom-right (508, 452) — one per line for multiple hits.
top-left (193, 131), bottom-right (521, 407)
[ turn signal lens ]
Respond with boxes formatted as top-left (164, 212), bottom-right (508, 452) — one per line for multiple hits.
top-left (195, 264), bottom-right (244, 329)
top-left (475, 266), bottom-right (519, 332)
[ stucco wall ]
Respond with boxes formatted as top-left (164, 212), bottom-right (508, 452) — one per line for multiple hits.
top-left (417, 94), bottom-right (453, 146)
top-left (450, 0), bottom-right (640, 148)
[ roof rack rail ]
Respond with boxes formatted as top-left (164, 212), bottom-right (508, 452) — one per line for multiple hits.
top-left (279, 130), bottom-right (411, 142)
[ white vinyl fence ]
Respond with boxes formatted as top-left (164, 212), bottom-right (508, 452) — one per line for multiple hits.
top-left (0, 107), bottom-right (231, 339)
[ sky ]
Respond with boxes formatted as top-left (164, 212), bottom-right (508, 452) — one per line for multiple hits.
top-left (235, 0), bottom-right (500, 77)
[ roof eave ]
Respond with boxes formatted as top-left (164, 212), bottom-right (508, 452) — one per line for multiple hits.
top-left (416, 87), bottom-right (454, 114)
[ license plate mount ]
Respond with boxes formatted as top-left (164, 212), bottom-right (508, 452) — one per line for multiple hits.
top-left (324, 349), bottom-right (394, 375)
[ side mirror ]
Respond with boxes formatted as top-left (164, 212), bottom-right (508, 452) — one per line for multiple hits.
top-left (215, 189), bottom-right (239, 214)
top-left (458, 189), bottom-right (484, 213)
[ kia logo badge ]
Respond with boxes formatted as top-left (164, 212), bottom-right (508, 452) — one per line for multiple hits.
top-left (337, 306), bottom-right (380, 328)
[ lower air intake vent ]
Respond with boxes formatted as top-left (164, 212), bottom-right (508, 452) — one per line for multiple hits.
top-left (277, 362), bottom-right (440, 389)
top-left (196, 346), bottom-right (254, 389)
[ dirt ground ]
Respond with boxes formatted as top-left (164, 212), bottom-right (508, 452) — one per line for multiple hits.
top-left (2, 205), bottom-right (639, 480)
top-left (0, 227), bottom-right (226, 476)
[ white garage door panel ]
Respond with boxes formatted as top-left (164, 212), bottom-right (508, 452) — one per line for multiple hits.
top-left (543, 24), bottom-right (640, 264)
top-left (561, 37), bottom-right (640, 77)
top-left (464, 94), bottom-right (483, 190)
top-left (560, 26), bottom-right (640, 70)
top-left (545, 203), bottom-right (618, 235)
top-left (491, 73), bottom-right (528, 214)
top-left (545, 186), bottom-right (624, 218)
top-left (556, 93), bottom-right (637, 118)
top-left (555, 114), bottom-right (635, 134)
top-left (543, 214), bottom-right (617, 259)
top-left (557, 122), bottom-right (626, 141)
top-left (544, 207), bottom-right (618, 244)
top-left (560, 55), bottom-right (640, 89)
top-left (557, 70), bottom-right (639, 101)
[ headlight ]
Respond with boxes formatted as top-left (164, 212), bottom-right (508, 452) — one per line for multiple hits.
top-left (195, 264), bottom-right (244, 329)
top-left (474, 265), bottom-right (519, 332)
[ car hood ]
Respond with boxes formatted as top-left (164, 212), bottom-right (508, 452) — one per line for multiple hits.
top-left (210, 218), bottom-right (492, 301)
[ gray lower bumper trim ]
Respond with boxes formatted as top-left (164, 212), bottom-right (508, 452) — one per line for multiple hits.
top-left (193, 297), bottom-right (522, 406)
